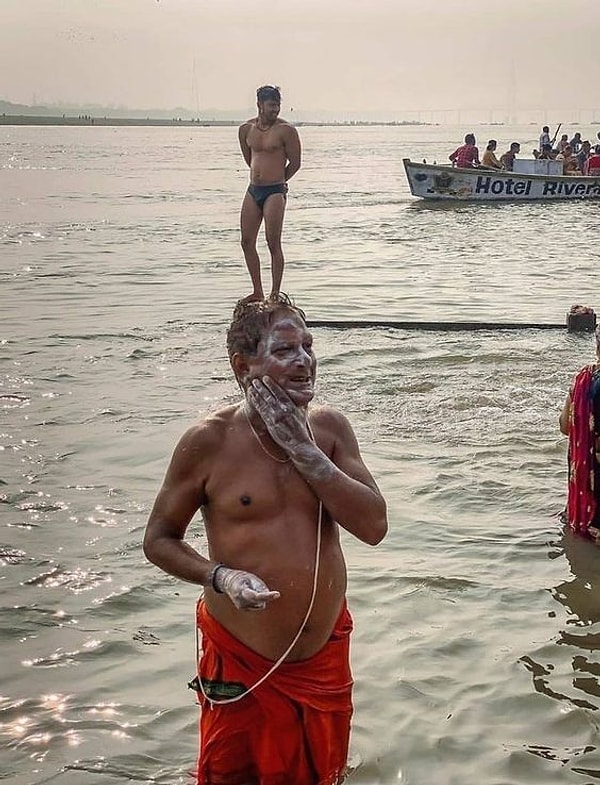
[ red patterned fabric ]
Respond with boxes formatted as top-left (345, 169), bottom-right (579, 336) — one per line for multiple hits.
top-left (585, 153), bottom-right (600, 175)
top-left (567, 365), bottom-right (597, 534)
top-left (195, 600), bottom-right (353, 785)
top-left (449, 143), bottom-right (479, 168)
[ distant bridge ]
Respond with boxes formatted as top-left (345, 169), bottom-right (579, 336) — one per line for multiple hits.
top-left (395, 108), bottom-right (600, 126)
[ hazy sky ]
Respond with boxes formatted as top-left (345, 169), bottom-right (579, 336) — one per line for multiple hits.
top-left (1, 0), bottom-right (598, 118)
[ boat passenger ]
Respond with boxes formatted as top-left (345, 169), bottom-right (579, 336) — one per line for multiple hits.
top-left (575, 141), bottom-right (592, 173)
top-left (557, 145), bottom-right (578, 175)
top-left (569, 132), bottom-right (583, 153)
top-left (538, 143), bottom-right (555, 160)
top-left (559, 321), bottom-right (600, 543)
top-left (481, 140), bottom-right (502, 169)
top-left (499, 142), bottom-right (520, 171)
top-left (539, 126), bottom-right (551, 150)
top-left (585, 145), bottom-right (600, 176)
top-left (449, 133), bottom-right (480, 168)
top-left (557, 134), bottom-right (569, 154)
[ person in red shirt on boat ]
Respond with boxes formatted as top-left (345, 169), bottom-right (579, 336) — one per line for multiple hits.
top-left (143, 295), bottom-right (388, 785)
top-left (449, 133), bottom-right (481, 168)
top-left (585, 145), bottom-right (600, 176)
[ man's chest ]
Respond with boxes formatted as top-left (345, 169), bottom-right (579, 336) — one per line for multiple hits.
top-left (248, 128), bottom-right (285, 154)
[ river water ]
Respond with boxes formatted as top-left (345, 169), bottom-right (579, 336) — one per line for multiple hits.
top-left (1, 123), bottom-right (600, 785)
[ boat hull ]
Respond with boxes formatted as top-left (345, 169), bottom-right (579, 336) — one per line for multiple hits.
top-left (403, 158), bottom-right (600, 201)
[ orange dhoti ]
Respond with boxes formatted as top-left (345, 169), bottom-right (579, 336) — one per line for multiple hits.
top-left (195, 600), bottom-right (354, 785)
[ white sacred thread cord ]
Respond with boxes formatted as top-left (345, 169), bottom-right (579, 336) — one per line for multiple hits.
top-left (243, 404), bottom-right (290, 463)
top-left (196, 414), bottom-right (322, 708)
top-left (196, 502), bottom-right (322, 708)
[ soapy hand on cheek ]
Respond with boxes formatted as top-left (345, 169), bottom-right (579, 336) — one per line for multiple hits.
top-left (248, 377), bottom-right (335, 482)
top-left (247, 377), bottom-right (311, 455)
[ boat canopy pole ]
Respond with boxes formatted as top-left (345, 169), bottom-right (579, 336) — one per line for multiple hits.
top-left (550, 122), bottom-right (562, 147)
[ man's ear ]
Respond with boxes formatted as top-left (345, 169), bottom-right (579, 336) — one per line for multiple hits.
top-left (231, 353), bottom-right (250, 388)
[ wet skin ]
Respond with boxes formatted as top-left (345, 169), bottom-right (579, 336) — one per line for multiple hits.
top-left (143, 311), bottom-right (387, 661)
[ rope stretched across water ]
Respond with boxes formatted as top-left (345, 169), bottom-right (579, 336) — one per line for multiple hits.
top-left (306, 319), bottom-right (567, 331)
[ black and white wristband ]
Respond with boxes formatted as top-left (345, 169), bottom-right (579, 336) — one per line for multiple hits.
top-left (208, 563), bottom-right (225, 593)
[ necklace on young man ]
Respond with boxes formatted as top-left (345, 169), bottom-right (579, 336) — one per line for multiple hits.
top-left (243, 405), bottom-right (290, 463)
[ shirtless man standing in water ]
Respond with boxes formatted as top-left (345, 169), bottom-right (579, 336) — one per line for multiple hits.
top-left (238, 86), bottom-right (302, 302)
top-left (143, 296), bottom-right (387, 784)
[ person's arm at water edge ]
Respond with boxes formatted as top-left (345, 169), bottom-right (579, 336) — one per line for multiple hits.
top-left (559, 391), bottom-right (571, 435)
top-left (238, 122), bottom-right (253, 168)
top-left (283, 124), bottom-right (301, 182)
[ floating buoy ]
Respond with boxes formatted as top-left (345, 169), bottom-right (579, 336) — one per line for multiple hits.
top-left (566, 305), bottom-right (597, 333)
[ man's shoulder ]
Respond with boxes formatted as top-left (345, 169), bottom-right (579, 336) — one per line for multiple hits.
top-left (309, 405), bottom-right (361, 455)
top-left (309, 403), bottom-right (352, 431)
top-left (179, 406), bottom-right (239, 448)
top-left (277, 118), bottom-right (300, 134)
top-left (239, 118), bottom-right (258, 131)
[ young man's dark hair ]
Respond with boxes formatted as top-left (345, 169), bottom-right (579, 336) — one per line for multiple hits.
top-left (256, 84), bottom-right (281, 103)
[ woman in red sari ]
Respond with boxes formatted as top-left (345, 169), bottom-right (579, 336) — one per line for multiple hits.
top-left (560, 325), bottom-right (600, 540)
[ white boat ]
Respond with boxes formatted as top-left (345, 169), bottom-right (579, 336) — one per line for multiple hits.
top-left (403, 158), bottom-right (600, 201)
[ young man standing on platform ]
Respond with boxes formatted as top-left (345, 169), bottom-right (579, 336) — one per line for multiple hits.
top-left (143, 295), bottom-right (388, 785)
top-left (238, 86), bottom-right (302, 302)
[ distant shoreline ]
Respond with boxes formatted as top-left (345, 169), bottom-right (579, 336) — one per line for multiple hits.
top-left (0, 114), bottom-right (429, 128)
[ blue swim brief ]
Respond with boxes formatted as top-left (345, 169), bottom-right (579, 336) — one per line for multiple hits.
top-left (247, 183), bottom-right (288, 209)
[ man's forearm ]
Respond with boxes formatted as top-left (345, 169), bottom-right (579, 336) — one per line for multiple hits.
top-left (285, 162), bottom-right (300, 181)
top-left (143, 532), bottom-right (215, 586)
top-left (289, 445), bottom-right (387, 545)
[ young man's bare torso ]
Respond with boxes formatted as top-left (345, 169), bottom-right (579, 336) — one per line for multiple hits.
top-left (240, 118), bottom-right (292, 186)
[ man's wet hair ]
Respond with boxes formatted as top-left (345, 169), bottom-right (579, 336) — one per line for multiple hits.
top-left (227, 293), bottom-right (307, 361)
top-left (256, 85), bottom-right (281, 103)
